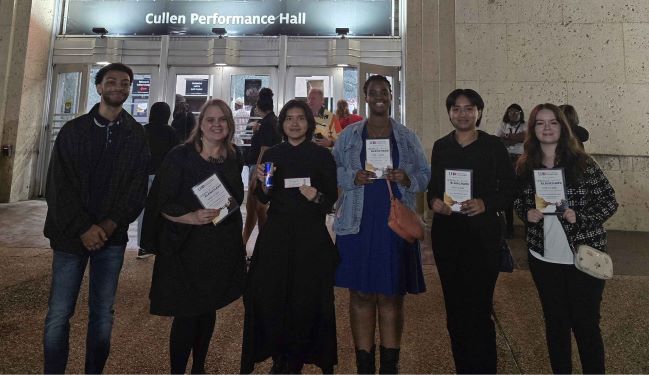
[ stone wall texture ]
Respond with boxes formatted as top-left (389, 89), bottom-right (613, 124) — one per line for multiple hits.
top-left (409, 0), bottom-right (648, 231)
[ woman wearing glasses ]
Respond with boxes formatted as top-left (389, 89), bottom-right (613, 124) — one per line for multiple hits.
top-left (496, 103), bottom-right (526, 238)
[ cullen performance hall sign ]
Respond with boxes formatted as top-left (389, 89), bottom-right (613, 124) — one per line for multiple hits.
top-left (63, 0), bottom-right (393, 36)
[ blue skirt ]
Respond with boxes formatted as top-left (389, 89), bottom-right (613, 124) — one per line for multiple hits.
top-left (335, 179), bottom-right (426, 296)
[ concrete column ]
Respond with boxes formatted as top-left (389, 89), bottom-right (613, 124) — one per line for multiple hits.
top-left (0, 0), bottom-right (55, 202)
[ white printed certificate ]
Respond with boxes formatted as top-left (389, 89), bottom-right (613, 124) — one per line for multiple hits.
top-left (533, 168), bottom-right (567, 214)
top-left (365, 139), bottom-right (392, 178)
top-left (192, 174), bottom-right (238, 225)
top-left (444, 169), bottom-right (473, 213)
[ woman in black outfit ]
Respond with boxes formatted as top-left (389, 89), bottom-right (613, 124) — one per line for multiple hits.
top-left (171, 95), bottom-right (197, 142)
top-left (242, 88), bottom-right (281, 246)
top-left (241, 99), bottom-right (338, 374)
top-left (427, 89), bottom-right (515, 374)
top-left (141, 99), bottom-right (246, 374)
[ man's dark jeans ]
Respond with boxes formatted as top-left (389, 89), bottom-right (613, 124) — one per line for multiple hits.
top-left (43, 245), bottom-right (125, 374)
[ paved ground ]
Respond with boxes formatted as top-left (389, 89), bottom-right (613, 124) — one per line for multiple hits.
top-left (0, 200), bottom-right (648, 373)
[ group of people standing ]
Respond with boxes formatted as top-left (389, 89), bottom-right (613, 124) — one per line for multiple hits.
top-left (43, 62), bottom-right (617, 374)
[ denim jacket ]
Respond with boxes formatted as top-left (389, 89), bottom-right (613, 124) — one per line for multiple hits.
top-left (332, 119), bottom-right (431, 235)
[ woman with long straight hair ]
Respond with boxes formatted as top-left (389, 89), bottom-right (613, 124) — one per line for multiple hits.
top-left (241, 99), bottom-right (339, 374)
top-left (333, 75), bottom-right (430, 374)
top-left (141, 99), bottom-right (246, 374)
top-left (514, 103), bottom-right (617, 374)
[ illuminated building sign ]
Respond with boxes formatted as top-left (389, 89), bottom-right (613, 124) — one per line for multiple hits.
top-left (63, 0), bottom-right (393, 37)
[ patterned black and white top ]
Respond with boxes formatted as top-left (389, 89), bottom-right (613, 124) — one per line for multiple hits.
top-left (514, 157), bottom-right (618, 256)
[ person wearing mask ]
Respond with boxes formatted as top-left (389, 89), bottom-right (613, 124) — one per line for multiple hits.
top-left (43, 62), bottom-right (149, 374)
top-left (336, 99), bottom-right (364, 130)
top-left (495, 103), bottom-right (526, 238)
top-left (136, 102), bottom-right (179, 259)
top-left (241, 99), bottom-right (338, 374)
top-left (242, 88), bottom-right (281, 247)
top-left (427, 89), bottom-right (515, 374)
top-left (514, 103), bottom-right (617, 374)
top-left (559, 104), bottom-right (589, 149)
top-left (333, 75), bottom-right (430, 374)
top-left (171, 94), bottom-right (196, 142)
top-left (308, 87), bottom-right (339, 148)
top-left (140, 99), bottom-right (246, 374)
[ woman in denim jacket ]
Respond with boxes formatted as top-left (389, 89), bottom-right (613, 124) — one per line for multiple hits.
top-left (332, 75), bottom-right (430, 374)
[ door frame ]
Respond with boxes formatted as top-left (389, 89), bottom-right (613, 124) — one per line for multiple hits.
top-left (358, 63), bottom-right (401, 121)
top-left (284, 67), bottom-right (344, 111)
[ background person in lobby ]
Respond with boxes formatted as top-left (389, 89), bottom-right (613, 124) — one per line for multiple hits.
top-left (43, 62), bottom-right (150, 374)
top-left (495, 103), bottom-right (526, 238)
top-left (559, 104), bottom-right (589, 150)
top-left (171, 94), bottom-right (196, 142)
top-left (427, 89), bottom-right (515, 374)
top-left (514, 103), bottom-right (617, 374)
top-left (241, 99), bottom-right (338, 375)
top-left (333, 75), bottom-right (429, 374)
top-left (308, 87), bottom-right (340, 147)
top-left (136, 101), bottom-right (179, 259)
top-left (140, 99), bottom-right (246, 374)
top-left (242, 88), bottom-right (281, 247)
top-left (336, 99), bottom-right (364, 130)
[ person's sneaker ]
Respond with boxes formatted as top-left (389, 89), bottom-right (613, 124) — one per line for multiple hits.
top-left (137, 248), bottom-right (154, 259)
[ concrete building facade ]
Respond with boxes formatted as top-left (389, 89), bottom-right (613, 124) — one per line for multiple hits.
top-left (0, 0), bottom-right (647, 230)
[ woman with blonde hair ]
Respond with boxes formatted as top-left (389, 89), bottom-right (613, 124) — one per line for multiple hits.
top-left (141, 99), bottom-right (246, 374)
top-left (335, 99), bottom-right (363, 130)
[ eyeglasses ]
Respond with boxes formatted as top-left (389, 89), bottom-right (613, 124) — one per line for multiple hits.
top-left (535, 121), bottom-right (560, 128)
top-left (508, 109), bottom-right (521, 114)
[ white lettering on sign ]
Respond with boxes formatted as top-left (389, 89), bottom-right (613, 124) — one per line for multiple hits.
top-left (145, 12), bottom-right (186, 24)
top-left (145, 12), bottom-right (306, 26)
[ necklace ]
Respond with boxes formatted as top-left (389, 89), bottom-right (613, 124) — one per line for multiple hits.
top-left (207, 155), bottom-right (225, 164)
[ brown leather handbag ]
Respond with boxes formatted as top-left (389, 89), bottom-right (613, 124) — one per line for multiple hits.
top-left (386, 179), bottom-right (425, 243)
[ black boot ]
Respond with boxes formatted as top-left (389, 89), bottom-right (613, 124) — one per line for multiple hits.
top-left (355, 345), bottom-right (376, 374)
top-left (285, 357), bottom-right (304, 374)
top-left (269, 355), bottom-right (287, 374)
top-left (379, 346), bottom-right (400, 374)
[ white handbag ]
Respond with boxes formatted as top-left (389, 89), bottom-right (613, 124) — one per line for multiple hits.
top-left (574, 244), bottom-right (613, 280)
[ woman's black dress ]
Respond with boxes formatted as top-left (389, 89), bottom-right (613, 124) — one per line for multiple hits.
top-left (240, 140), bottom-right (339, 373)
top-left (141, 144), bottom-right (246, 316)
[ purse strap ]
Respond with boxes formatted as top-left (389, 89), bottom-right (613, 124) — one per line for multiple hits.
top-left (385, 178), bottom-right (395, 199)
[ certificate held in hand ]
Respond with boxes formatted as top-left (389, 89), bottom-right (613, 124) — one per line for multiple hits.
top-left (533, 168), bottom-right (567, 214)
top-left (365, 139), bottom-right (392, 179)
top-left (192, 174), bottom-right (239, 225)
top-left (444, 169), bottom-right (473, 213)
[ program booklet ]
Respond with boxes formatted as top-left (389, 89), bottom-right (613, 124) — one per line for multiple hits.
top-left (533, 168), bottom-right (567, 214)
top-left (444, 169), bottom-right (473, 213)
top-left (365, 139), bottom-right (392, 179)
top-left (192, 174), bottom-right (239, 225)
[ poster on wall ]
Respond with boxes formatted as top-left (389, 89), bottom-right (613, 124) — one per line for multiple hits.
top-left (186, 79), bottom-right (209, 96)
top-left (244, 79), bottom-right (262, 107)
top-left (63, 0), bottom-right (393, 36)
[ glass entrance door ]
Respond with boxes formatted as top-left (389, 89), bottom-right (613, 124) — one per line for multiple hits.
top-left (285, 67), bottom-right (343, 111)
top-left (36, 64), bottom-right (88, 195)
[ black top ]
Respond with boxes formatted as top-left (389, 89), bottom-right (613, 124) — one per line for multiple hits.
top-left (171, 112), bottom-right (196, 143)
top-left (257, 140), bottom-right (337, 217)
top-left (44, 104), bottom-right (150, 254)
top-left (427, 130), bottom-right (515, 249)
top-left (145, 121), bottom-right (180, 175)
top-left (246, 112), bottom-right (280, 165)
top-left (141, 144), bottom-right (246, 316)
